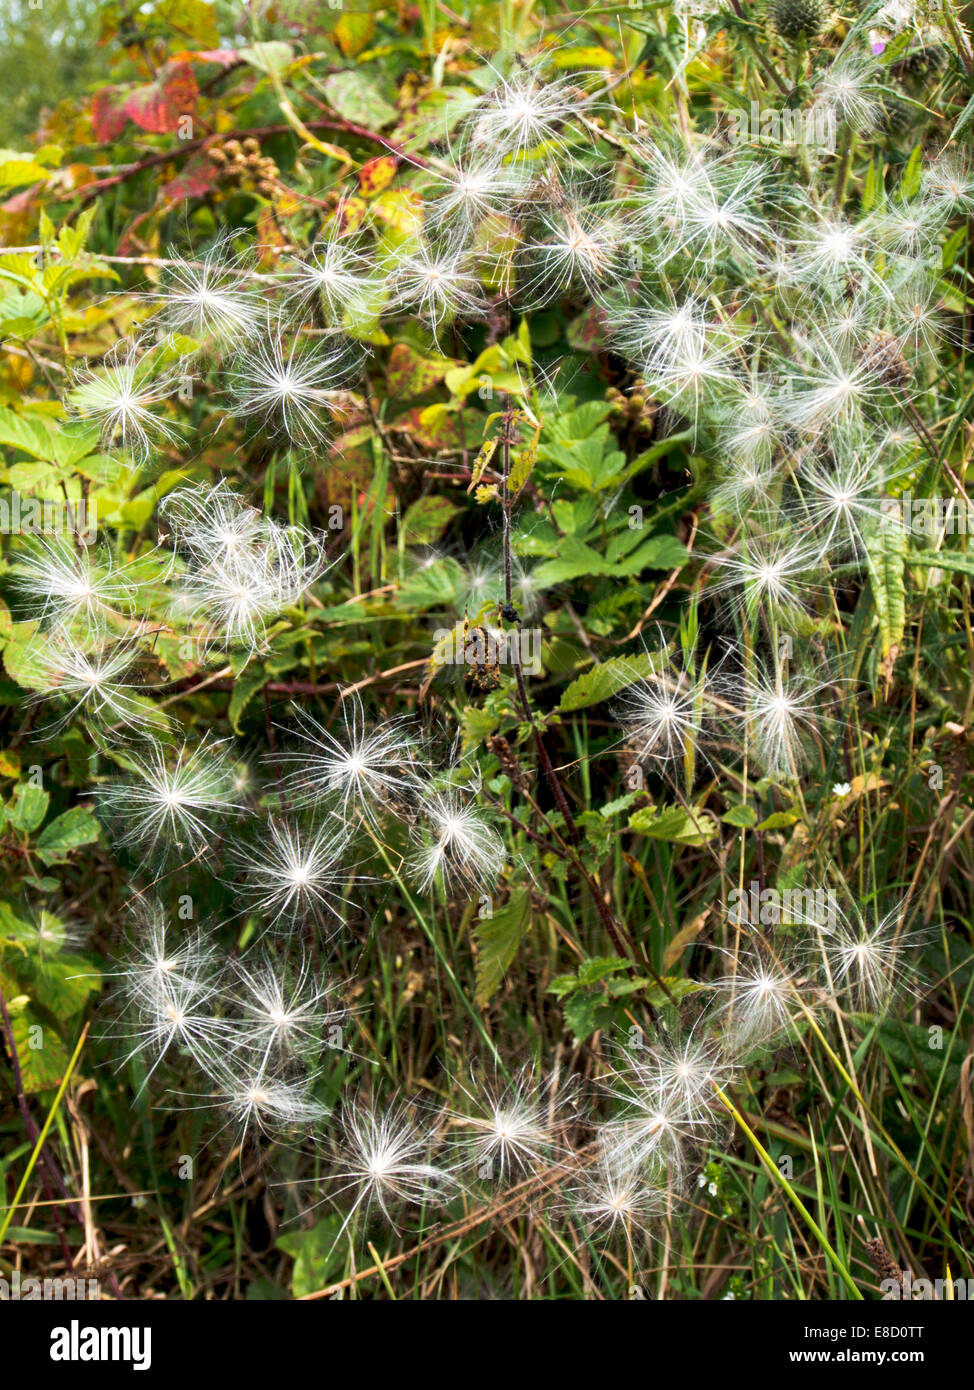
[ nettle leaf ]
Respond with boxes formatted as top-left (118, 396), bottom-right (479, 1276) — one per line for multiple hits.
top-left (8, 1011), bottom-right (70, 1094)
top-left (386, 342), bottom-right (455, 397)
top-left (400, 496), bottom-right (462, 545)
top-left (9, 781), bottom-right (50, 833)
top-left (393, 556), bottom-right (467, 612)
top-left (615, 534), bottom-right (688, 575)
top-left (628, 804), bottom-right (719, 845)
top-left (35, 806), bottom-right (101, 864)
top-left (531, 536), bottom-right (607, 587)
top-left (559, 652), bottom-right (661, 712)
top-left (561, 989), bottom-right (617, 1043)
top-left (474, 887), bottom-right (530, 1006)
top-left (24, 953), bottom-right (100, 1019)
top-left (532, 532), bottom-right (686, 589)
top-left (323, 71), bottom-right (397, 130)
top-left (228, 668), bottom-right (267, 734)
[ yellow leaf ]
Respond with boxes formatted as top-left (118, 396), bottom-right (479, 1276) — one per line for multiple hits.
top-left (467, 436), bottom-right (498, 492)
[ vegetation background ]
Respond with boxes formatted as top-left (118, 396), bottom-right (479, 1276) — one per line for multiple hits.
top-left (0, 0), bottom-right (973, 1302)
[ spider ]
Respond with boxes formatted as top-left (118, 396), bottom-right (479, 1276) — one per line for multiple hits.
top-left (462, 613), bottom-right (501, 692)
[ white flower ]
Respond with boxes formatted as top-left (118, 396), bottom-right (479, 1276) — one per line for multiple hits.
top-left (95, 736), bottom-right (244, 860)
top-left (237, 817), bottom-right (351, 931)
top-left (923, 156), bottom-right (974, 216)
top-left (226, 321), bottom-right (347, 443)
top-left (279, 223), bottom-right (372, 323)
top-left (107, 913), bottom-right (228, 1083)
top-left (815, 902), bottom-right (920, 1012)
top-left (9, 539), bottom-right (145, 629)
top-left (326, 1097), bottom-right (457, 1233)
top-left (812, 58), bottom-right (882, 135)
top-left (470, 70), bottom-right (577, 158)
top-left (602, 1041), bottom-right (724, 1183)
top-left (389, 240), bottom-right (485, 334)
top-left (744, 667), bottom-right (826, 778)
top-left (833, 781), bottom-right (851, 796)
top-left (230, 952), bottom-right (345, 1068)
top-left (275, 698), bottom-right (419, 826)
top-left (177, 517), bottom-right (334, 656)
top-left (160, 481), bottom-right (266, 566)
top-left (616, 661), bottom-right (708, 771)
top-left (157, 238), bottom-right (259, 343)
top-left (712, 947), bottom-right (802, 1050)
top-left (69, 338), bottom-right (180, 461)
top-left (410, 786), bottom-right (506, 893)
top-left (32, 631), bottom-right (161, 738)
top-left (425, 150), bottom-right (526, 230)
top-left (707, 534), bottom-right (822, 629)
top-left (567, 1142), bottom-right (663, 1249)
top-left (203, 1055), bottom-right (329, 1140)
top-left (515, 198), bottom-right (628, 308)
top-left (450, 1067), bottom-right (567, 1182)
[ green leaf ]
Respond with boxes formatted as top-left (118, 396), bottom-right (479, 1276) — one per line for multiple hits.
top-left (240, 41), bottom-right (294, 76)
top-left (0, 407), bottom-right (57, 460)
top-left (908, 549), bottom-right (974, 579)
top-left (228, 668), bottom-right (267, 735)
top-left (559, 652), bottom-right (661, 712)
top-left (35, 806), bottom-right (101, 864)
top-left (474, 887), bottom-right (530, 1006)
top-left (7, 1009), bottom-right (70, 1094)
top-left (864, 516), bottom-right (907, 660)
top-left (756, 809), bottom-right (800, 830)
top-left (9, 781), bottom-right (50, 833)
top-left (628, 804), bottom-right (719, 845)
top-left (722, 803), bottom-right (757, 827)
top-left (400, 496), bottom-right (462, 546)
top-left (277, 1216), bottom-right (347, 1297)
top-left (322, 71), bottom-right (397, 130)
top-left (25, 953), bottom-right (100, 1018)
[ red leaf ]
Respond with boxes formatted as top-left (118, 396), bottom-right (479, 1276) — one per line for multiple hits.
top-left (91, 86), bottom-right (130, 144)
top-left (125, 63), bottom-right (199, 135)
top-left (161, 155), bottom-right (219, 202)
top-left (171, 48), bottom-right (239, 67)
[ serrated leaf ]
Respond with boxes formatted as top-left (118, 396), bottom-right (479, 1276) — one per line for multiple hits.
top-left (228, 668), bottom-right (267, 734)
top-left (474, 887), bottom-right (530, 1006)
top-left (559, 653), bottom-right (661, 712)
top-left (8, 1011), bottom-right (70, 1093)
top-left (400, 496), bottom-right (461, 546)
top-left (628, 804), bottom-right (719, 845)
top-left (35, 806), bottom-right (100, 863)
top-left (9, 782), bottom-right (50, 833)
